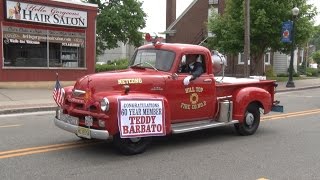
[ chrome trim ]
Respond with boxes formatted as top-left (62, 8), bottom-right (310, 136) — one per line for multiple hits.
top-left (100, 97), bottom-right (110, 111)
top-left (151, 87), bottom-right (164, 91)
top-left (54, 118), bottom-right (109, 140)
top-left (217, 95), bottom-right (232, 100)
top-left (171, 120), bottom-right (239, 134)
top-left (73, 89), bottom-right (86, 96)
top-left (203, 79), bottom-right (213, 82)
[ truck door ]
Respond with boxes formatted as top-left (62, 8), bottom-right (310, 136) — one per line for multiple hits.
top-left (166, 53), bottom-right (216, 123)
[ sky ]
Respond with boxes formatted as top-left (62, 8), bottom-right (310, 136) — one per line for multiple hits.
top-left (140, 0), bottom-right (193, 33)
top-left (72, 0), bottom-right (320, 31)
top-left (308, 0), bottom-right (320, 25)
top-left (140, 0), bottom-right (320, 33)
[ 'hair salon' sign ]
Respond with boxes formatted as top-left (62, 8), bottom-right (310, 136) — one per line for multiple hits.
top-left (6, 0), bottom-right (87, 27)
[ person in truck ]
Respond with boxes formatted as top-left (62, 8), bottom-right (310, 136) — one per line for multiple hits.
top-left (179, 54), bottom-right (204, 85)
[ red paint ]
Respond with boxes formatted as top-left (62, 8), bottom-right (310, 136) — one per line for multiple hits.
top-left (60, 42), bottom-right (277, 136)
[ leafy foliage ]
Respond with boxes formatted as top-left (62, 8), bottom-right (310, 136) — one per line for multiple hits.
top-left (309, 25), bottom-right (320, 51)
top-left (207, 0), bottom-right (317, 75)
top-left (265, 65), bottom-right (276, 77)
top-left (95, 58), bottom-right (129, 72)
top-left (305, 67), bottom-right (319, 76)
top-left (312, 50), bottom-right (320, 64)
top-left (83, 0), bottom-right (147, 55)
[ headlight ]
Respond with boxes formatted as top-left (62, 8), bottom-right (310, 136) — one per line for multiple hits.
top-left (100, 97), bottom-right (110, 111)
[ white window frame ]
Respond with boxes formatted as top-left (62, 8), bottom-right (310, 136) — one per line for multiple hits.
top-left (238, 53), bottom-right (250, 65)
top-left (264, 52), bottom-right (271, 65)
top-left (238, 52), bottom-right (270, 65)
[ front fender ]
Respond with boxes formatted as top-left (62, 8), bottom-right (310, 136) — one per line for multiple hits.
top-left (232, 87), bottom-right (272, 122)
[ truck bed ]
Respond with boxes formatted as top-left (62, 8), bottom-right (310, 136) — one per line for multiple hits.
top-left (215, 76), bottom-right (276, 98)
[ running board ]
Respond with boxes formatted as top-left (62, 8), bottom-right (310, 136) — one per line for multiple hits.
top-left (171, 120), bottom-right (239, 134)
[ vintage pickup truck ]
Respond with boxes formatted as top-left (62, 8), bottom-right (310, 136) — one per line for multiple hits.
top-left (54, 38), bottom-right (282, 155)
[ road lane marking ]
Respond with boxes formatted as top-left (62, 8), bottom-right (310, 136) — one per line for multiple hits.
top-left (0, 141), bottom-right (88, 155)
top-left (0, 142), bottom-right (99, 159)
top-left (262, 110), bottom-right (320, 121)
top-left (0, 141), bottom-right (101, 159)
top-left (0, 124), bottom-right (22, 128)
top-left (262, 108), bottom-right (320, 120)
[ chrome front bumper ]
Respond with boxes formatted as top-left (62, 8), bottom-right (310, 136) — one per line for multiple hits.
top-left (54, 111), bottom-right (109, 140)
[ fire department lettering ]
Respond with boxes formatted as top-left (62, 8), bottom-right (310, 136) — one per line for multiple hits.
top-left (118, 78), bottom-right (142, 85)
top-left (181, 87), bottom-right (207, 110)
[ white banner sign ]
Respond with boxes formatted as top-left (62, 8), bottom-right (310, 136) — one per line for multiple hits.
top-left (6, 0), bottom-right (87, 27)
top-left (118, 99), bottom-right (165, 138)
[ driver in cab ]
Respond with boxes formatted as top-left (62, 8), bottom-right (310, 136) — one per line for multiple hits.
top-left (179, 54), bottom-right (204, 86)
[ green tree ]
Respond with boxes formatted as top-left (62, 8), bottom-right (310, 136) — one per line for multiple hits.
top-left (83, 0), bottom-right (147, 55)
top-left (207, 0), bottom-right (317, 75)
top-left (312, 50), bottom-right (320, 65)
top-left (309, 25), bottom-right (320, 51)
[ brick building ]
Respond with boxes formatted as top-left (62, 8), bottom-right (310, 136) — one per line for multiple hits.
top-left (0, 0), bottom-right (98, 82)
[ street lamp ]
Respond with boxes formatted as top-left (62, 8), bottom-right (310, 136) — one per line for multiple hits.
top-left (286, 6), bottom-right (300, 88)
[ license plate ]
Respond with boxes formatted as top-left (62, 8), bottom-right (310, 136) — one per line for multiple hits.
top-left (77, 127), bottom-right (91, 139)
top-left (85, 116), bottom-right (93, 127)
top-left (60, 113), bottom-right (78, 125)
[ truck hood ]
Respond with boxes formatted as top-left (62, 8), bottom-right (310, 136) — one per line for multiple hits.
top-left (73, 68), bottom-right (168, 96)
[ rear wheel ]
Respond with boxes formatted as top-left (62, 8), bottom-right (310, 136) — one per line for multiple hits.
top-left (113, 134), bottom-right (152, 155)
top-left (234, 103), bottom-right (260, 135)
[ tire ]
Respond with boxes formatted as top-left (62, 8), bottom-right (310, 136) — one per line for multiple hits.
top-left (234, 103), bottom-right (260, 136)
top-left (113, 134), bottom-right (152, 155)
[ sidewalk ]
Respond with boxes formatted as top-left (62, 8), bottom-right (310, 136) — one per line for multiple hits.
top-left (1, 78), bottom-right (320, 115)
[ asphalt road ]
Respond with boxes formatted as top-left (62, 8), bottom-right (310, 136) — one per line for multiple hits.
top-left (0, 89), bottom-right (320, 180)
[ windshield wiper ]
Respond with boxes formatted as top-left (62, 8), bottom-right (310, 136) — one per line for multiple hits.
top-left (130, 62), bottom-right (158, 71)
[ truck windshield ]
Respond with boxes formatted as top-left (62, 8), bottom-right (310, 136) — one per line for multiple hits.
top-left (130, 49), bottom-right (175, 72)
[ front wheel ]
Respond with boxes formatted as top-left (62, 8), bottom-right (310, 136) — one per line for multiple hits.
top-left (113, 134), bottom-right (152, 155)
top-left (234, 103), bottom-right (260, 136)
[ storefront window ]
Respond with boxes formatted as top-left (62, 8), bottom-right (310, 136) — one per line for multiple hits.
top-left (2, 26), bottom-right (85, 68)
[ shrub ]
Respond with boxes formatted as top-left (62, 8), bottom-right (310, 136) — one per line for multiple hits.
top-left (298, 64), bottom-right (306, 74)
top-left (293, 72), bottom-right (300, 77)
top-left (306, 67), bottom-right (318, 77)
top-left (95, 58), bottom-right (129, 72)
top-left (277, 73), bottom-right (288, 77)
top-left (265, 66), bottom-right (276, 77)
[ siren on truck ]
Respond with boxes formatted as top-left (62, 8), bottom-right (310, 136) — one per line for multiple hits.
top-left (145, 33), bottom-right (163, 46)
top-left (211, 50), bottom-right (227, 74)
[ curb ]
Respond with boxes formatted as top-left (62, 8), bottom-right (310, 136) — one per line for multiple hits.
top-left (0, 106), bottom-right (57, 115)
top-left (276, 85), bottom-right (320, 93)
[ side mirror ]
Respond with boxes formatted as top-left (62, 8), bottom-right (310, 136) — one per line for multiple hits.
top-left (171, 73), bottom-right (178, 80)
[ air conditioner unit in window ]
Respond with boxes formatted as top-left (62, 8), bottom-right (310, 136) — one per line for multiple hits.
top-left (209, 0), bottom-right (219, 5)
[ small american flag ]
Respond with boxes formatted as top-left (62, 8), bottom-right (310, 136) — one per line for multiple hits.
top-left (53, 79), bottom-right (65, 107)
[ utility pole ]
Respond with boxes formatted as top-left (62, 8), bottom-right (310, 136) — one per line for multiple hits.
top-left (243, 0), bottom-right (250, 77)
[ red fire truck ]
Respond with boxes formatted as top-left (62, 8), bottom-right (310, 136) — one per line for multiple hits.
top-left (54, 38), bottom-right (282, 155)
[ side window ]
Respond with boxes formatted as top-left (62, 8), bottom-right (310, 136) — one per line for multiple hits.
top-left (178, 55), bottom-right (187, 73)
top-left (178, 54), bottom-right (206, 74)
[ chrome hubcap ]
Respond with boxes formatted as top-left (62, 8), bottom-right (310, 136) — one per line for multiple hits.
top-left (245, 112), bottom-right (254, 126)
top-left (130, 137), bottom-right (141, 143)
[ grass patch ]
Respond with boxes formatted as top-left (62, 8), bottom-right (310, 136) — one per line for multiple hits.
top-left (267, 76), bottom-right (317, 82)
